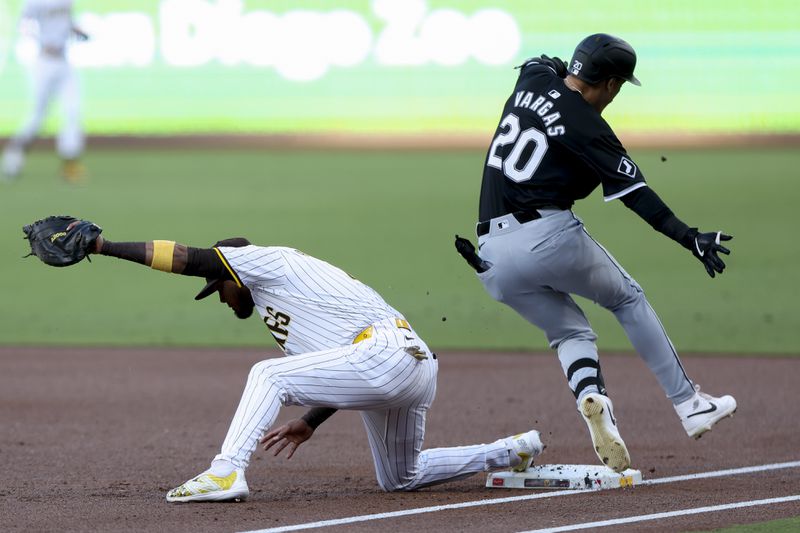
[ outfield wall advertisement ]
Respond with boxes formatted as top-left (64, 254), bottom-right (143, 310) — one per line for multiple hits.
top-left (0, 0), bottom-right (797, 135)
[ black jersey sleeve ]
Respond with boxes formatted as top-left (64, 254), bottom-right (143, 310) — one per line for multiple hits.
top-left (621, 186), bottom-right (693, 246)
top-left (584, 131), bottom-right (647, 201)
top-left (548, 91), bottom-right (648, 203)
top-left (184, 247), bottom-right (233, 279)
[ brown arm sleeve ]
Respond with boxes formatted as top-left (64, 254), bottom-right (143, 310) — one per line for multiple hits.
top-left (301, 407), bottom-right (338, 430)
top-left (99, 241), bottom-right (231, 280)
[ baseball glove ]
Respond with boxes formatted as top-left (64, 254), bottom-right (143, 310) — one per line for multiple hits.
top-left (22, 215), bottom-right (102, 267)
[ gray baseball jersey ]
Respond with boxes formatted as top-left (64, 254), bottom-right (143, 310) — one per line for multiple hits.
top-left (212, 245), bottom-right (517, 490)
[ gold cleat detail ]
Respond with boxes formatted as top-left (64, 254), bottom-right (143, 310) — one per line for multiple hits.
top-left (166, 470), bottom-right (248, 502)
top-left (61, 159), bottom-right (87, 184)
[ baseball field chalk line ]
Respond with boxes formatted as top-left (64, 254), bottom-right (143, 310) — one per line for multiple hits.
top-left (238, 460), bottom-right (800, 533)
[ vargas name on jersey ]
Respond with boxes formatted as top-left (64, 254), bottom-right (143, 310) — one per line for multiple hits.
top-left (478, 62), bottom-right (647, 221)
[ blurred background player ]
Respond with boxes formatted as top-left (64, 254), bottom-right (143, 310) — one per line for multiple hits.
top-left (2, 0), bottom-right (87, 183)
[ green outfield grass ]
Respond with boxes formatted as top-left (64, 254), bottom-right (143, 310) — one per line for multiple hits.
top-left (701, 516), bottom-right (800, 532)
top-left (0, 146), bottom-right (797, 354)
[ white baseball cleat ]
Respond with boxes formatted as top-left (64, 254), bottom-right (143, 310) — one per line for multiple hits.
top-left (166, 468), bottom-right (249, 503)
top-left (580, 393), bottom-right (631, 473)
top-left (505, 430), bottom-right (544, 472)
top-left (674, 385), bottom-right (737, 439)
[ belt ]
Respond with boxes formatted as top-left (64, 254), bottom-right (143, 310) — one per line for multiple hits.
top-left (476, 210), bottom-right (541, 237)
top-left (42, 46), bottom-right (66, 58)
top-left (353, 318), bottom-right (432, 360)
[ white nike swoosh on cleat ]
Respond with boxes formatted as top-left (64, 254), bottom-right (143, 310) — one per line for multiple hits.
top-left (687, 402), bottom-right (718, 418)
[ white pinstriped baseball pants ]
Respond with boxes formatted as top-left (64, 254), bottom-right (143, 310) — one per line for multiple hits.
top-left (214, 318), bottom-right (513, 491)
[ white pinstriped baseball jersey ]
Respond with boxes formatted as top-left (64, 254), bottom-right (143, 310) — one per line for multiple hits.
top-left (205, 246), bottom-right (525, 492)
top-left (217, 245), bottom-right (402, 354)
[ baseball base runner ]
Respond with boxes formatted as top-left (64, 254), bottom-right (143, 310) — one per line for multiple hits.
top-left (457, 33), bottom-right (737, 473)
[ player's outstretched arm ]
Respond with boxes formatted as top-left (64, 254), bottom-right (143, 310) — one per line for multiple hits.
top-left (93, 234), bottom-right (187, 272)
top-left (93, 234), bottom-right (232, 280)
top-left (620, 187), bottom-right (732, 278)
top-left (23, 216), bottom-right (234, 280)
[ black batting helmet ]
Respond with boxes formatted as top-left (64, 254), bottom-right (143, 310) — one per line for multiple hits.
top-left (569, 33), bottom-right (640, 86)
top-left (194, 237), bottom-right (251, 300)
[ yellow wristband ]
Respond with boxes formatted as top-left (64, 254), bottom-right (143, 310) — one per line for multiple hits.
top-left (151, 240), bottom-right (176, 272)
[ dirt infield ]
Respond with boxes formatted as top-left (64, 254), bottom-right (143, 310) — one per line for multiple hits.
top-left (2, 346), bottom-right (798, 533)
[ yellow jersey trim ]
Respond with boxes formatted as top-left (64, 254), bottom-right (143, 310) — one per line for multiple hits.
top-left (214, 247), bottom-right (243, 288)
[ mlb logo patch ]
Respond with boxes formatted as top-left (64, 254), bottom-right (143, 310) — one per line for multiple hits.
top-left (617, 157), bottom-right (637, 178)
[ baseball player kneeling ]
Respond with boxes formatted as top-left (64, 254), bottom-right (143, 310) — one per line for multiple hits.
top-left (23, 216), bottom-right (544, 502)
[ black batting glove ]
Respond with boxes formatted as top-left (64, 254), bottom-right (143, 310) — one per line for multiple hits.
top-left (539, 54), bottom-right (568, 77)
top-left (454, 235), bottom-right (491, 273)
top-left (516, 55), bottom-right (568, 78)
top-left (685, 229), bottom-right (733, 278)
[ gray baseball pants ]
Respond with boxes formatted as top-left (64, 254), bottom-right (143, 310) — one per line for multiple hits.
top-left (476, 209), bottom-right (696, 405)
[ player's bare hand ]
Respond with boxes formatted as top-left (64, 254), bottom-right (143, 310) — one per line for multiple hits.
top-left (73, 27), bottom-right (90, 41)
top-left (65, 219), bottom-right (103, 252)
top-left (261, 419), bottom-right (314, 459)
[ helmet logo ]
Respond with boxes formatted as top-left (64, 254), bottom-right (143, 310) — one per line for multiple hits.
top-left (571, 60), bottom-right (583, 75)
top-left (617, 157), bottom-right (637, 178)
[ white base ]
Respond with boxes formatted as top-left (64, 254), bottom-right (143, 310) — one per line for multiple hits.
top-left (486, 464), bottom-right (642, 490)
